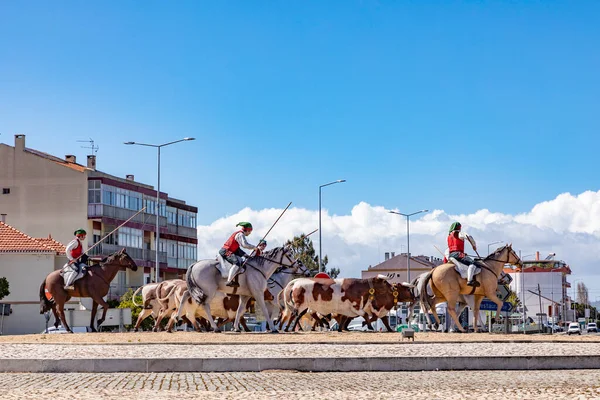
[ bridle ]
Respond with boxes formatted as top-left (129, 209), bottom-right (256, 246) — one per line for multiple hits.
top-left (479, 247), bottom-right (519, 278)
top-left (246, 247), bottom-right (302, 280)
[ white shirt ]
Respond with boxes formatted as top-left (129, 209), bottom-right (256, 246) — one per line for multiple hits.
top-left (234, 232), bottom-right (256, 251)
top-left (65, 238), bottom-right (87, 261)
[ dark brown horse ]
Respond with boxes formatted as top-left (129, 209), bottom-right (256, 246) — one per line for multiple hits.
top-left (39, 248), bottom-right (138, 332)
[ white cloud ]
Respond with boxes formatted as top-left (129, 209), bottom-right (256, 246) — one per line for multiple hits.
top-left (197, 190), bottom-right (600, 297)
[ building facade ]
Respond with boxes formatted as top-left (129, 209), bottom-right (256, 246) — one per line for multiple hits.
top-left (505, 251), bottom-right (572, 324)
top-left (0, 221), bottom-right (68, 335)
top-left (0, 134), bottom-right (198, 299)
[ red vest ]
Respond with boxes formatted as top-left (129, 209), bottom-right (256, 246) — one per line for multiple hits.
top-left (447, 232), bottom-right (465, 253)
top-left (223, 230), bottom-right (243, 253)
top-left (71, 239), bottom-right (83, 259)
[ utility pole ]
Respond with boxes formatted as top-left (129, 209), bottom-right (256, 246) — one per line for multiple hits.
top-left (538, 283), bottom-right (543, 333)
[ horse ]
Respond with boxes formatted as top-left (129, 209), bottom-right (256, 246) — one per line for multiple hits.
top-left (421, 244), bottom-right (521, 333)
top-left (39, 248), bottom-right (138, 333)
top-left (185, 245), bottom-right (304, 332)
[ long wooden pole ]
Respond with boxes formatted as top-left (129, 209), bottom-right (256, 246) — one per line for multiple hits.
top-left (74, 206), bottom-right (147, 262)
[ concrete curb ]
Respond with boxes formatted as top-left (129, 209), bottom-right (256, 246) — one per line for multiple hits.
top-left (1, 356), bottom-right (599, 373)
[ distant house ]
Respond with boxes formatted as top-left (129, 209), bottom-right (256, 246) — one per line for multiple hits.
top-left (0, 220), bottom-right (67, 335)
top-left (361, 252), bottom-right (444, 284)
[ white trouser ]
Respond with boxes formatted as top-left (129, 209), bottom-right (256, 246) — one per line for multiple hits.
top-left (227, 264), bottom-right (241, 283)
top-left (467, 264), bottom-right (477, 282)
top-left (63, 263), bottom-right (85, 286)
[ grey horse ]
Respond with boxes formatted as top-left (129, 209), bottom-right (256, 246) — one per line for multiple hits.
top-left (185, 246), bottom-right (304, 332)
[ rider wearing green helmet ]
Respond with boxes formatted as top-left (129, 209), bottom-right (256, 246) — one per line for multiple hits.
top-left (219, 222), bottom-right (260, 287)
top-left (63, 229), bottom-right (89, 290)
top-left (447, 222), bottom-right (479, 287)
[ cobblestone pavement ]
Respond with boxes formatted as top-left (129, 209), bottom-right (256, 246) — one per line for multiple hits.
top-left (1, 342), bottom-right (599, 359)
top-left (0, 370), bottom-right (599, 399)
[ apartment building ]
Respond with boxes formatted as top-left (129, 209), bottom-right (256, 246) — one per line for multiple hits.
top-left (0, 134), bottom-right (198, 298)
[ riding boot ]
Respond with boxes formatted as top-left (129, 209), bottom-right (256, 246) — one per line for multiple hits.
top-left (226, 265), bottom-right (241, 287)
top-left (466, 264), bottom-right (480, 287)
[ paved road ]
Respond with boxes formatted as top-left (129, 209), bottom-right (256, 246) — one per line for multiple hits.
top-left (0, 370), bottom-right (599, 399)
top-left (2, 342), bottom-right (599, 359)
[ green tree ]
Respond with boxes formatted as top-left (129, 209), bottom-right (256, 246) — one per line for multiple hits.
top-left (285, 233), bottom-right (340, 278)
top-left (0, 277), bottom-right (9, 300)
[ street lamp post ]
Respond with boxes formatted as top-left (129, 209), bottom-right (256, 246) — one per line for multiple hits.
top-left (521, 253), bottom-right (535, 334)
top-left (388, 210), bottom-right (428, 283)
top-left (487, 241), bottom-right (504, 256)
top-left (318, 180), bottom-right (345, 273)
top-left (124, 137), bottom-right (195, 283)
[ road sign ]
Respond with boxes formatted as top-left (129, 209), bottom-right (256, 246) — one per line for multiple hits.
top-left (479, 299), bottom-right (513, 312)
top-left (496, 284), bottom-right (511, 301)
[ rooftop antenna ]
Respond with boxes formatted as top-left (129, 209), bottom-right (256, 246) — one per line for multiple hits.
top-left (77, 138), bottom-right (99, 156)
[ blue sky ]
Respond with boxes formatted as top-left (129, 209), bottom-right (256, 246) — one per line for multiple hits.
top-left (1, 1), bottom-right (599, 226)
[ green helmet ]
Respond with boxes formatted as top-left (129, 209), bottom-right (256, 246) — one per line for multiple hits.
top-left (258, 239), bottom-right (267, 246)
top-left (236, 222), bottom-right (253, 230)
top-left (449, 222), bottom-right (461, 233)
top-left (74, 229), bottom-right (87, 236)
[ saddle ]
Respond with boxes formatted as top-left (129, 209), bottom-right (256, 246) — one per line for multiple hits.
top-left (448, 257), bottom-right (481, 280)
top-left (215, 253), bottom-right (236, 279)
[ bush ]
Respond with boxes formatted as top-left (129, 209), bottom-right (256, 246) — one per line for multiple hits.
top-left (0, 277), bottom-right (9, 300)
top-left (118, 288), bottom-right (154, 331)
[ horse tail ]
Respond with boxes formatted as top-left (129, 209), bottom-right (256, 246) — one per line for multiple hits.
top-left (419, 270), bottom-right (434, 311)
top-left (132, 285), bottom-right (144, 307)
top-left (39, 279), bottom-right (53, 314)
top-left (185, 264), bottom-right (206, 305)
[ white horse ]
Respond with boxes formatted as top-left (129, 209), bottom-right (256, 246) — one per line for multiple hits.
top-left (185, 246), bottom-right (304, 332)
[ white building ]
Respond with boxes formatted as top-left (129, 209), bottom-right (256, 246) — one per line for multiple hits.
top-left (505, 252), bottom-right (572, 324)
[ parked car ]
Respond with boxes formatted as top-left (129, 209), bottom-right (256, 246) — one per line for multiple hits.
top-left (567, 322), bottom-right (581, 335)
top-left (545, 323), bottom-right (563, 332)
top-left (587, 323), bottom-right (598, 333)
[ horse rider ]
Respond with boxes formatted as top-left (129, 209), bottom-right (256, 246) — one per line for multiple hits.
top-left (255, 240), bottom-right (267, 256)
top-left (219, 222), bottom-right (259, 287)
top-left (447, 222), bottom-right (480, 287)
top-left (63, 229), bottom-right (89, 290)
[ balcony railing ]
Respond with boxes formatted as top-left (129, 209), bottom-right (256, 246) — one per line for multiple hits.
top-left (88, 204), bottom-right (167, 228)
top-left (166, 224), bottom-right (197, 238)
top-left (88, 242), bottom-right (167, 264)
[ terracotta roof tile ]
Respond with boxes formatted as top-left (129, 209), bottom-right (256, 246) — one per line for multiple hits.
top-left (0, 222), bottom-right (66, 254)
top-left (35, 235), bottom-right (67, 254)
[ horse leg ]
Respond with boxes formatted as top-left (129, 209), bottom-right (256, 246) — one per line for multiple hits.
top-left (90, 293), bottom-right (110, 329)
top-left (56, 302), bottom-right (72, 333)
top-left (240, 317), bottom-right (252, 332)
top-left (445, 297), bottom-right (465, 333)
top-left (472, 295), bottom-right (485, 333)
top-left (52, 306), bottom-right (60, 329)
top-left (232, 295), bottom-right (251, 333)
top-left (89, 300), bottom-right (99, 332)
top-left (201, 303), bottom-right (220, 332)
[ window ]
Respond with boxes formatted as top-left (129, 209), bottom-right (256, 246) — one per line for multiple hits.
top-left (2, 188), bottom-right (10, 195)
top-left (117, 227), bottom-right (143, 248)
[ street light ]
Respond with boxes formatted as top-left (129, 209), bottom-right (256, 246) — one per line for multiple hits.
top-left (318, 179), bottom-right (346, 273)
top-left (388, 209), bottom-right (428, 282)
top-left (487, 241), bottom-right (504, 256)
top-left (124, 137), bottom-right (195, 282)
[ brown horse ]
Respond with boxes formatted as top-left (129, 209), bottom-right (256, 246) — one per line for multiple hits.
top-left (39, 248), bottom-right (138, 333)
top-left (422, 244), bottom-right (521, 333)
